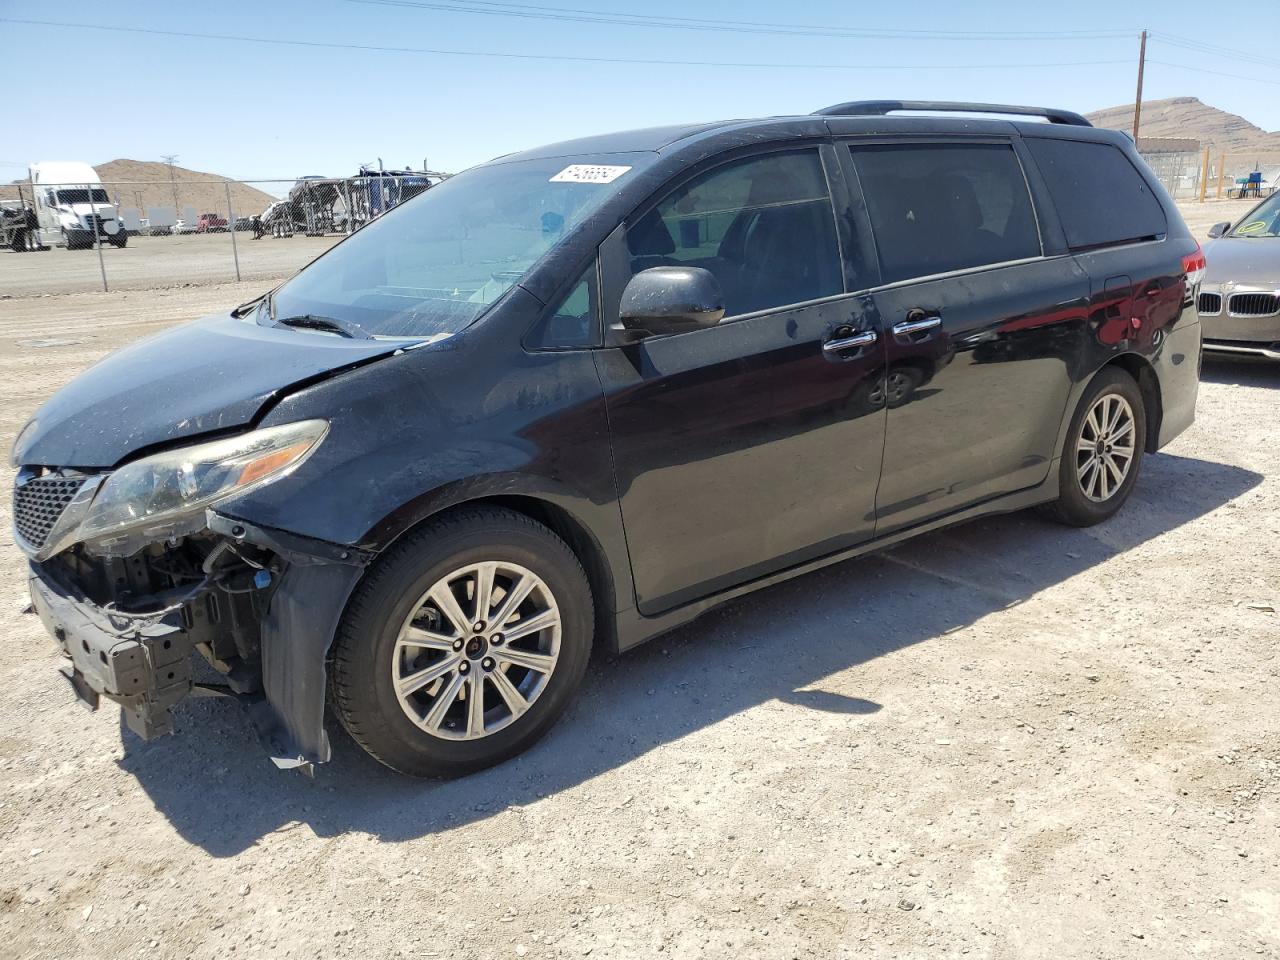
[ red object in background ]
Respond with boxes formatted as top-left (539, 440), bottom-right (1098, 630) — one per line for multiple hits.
top-left (196, 212), bottom-right (228, 233)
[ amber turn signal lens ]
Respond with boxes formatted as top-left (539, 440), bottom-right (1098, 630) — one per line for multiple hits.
top-left (236, 440), bottom-right (313, 487)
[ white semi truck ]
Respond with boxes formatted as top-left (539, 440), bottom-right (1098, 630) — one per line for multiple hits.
top-left (29, 161), bottom-right (127, 249)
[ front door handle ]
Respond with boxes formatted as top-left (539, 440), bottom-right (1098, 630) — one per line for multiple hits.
top-left (823, 329), bottom-right (878, 353)
top-left (892, 314), bottom-right (943, 337)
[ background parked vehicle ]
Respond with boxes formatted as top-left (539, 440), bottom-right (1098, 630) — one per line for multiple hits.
top-left (29, 161), bottom-right (128, 249)
top-left (1, 201), bottom-right (41, 252)
top-left (1197, 191), bottom-right (1280, 360)
top-left (196, 212), bottom-right (228, 233)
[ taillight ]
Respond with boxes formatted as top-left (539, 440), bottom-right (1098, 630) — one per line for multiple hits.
top-left (1182, 244), bottom-right (1206, 288)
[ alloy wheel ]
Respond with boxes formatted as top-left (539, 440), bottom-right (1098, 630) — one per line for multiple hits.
top-left (1075, 393), bottom-right (1136, 503)
top-left (391, 561), bottom-right (561, 741)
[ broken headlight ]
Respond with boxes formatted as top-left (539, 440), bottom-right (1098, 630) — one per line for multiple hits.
top-left (75, 420), bottom-right (328, 545)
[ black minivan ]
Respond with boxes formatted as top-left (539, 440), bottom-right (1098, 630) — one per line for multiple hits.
top-left (13, 101), bottom-right (1203, 777)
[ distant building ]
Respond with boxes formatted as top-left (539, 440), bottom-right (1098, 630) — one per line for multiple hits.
top-left (1136, 137), bottom-right (1201, 155)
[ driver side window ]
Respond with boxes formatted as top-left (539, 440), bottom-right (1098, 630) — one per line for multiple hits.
top-left (625, 149), bottom-right (843, 319)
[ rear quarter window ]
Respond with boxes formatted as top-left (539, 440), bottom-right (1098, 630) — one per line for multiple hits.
top-left (1025, 138), bottom-right (1167, 250)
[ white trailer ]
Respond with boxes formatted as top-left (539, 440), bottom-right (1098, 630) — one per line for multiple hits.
top-left (29, 161), bottom-right (127, 249)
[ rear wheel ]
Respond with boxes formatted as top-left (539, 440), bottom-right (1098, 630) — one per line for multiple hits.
top-left (330, 507), bottom-right (594, 777)
top-left (110, 232), bottom-right (127, 248)
top-left (1042, 367), bottom-right (1146, 526)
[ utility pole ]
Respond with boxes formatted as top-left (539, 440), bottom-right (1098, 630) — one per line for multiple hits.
top-left (1132, 30), bottom-right (1147, 142)
top-left (161, 153), bottom-right (180, 218)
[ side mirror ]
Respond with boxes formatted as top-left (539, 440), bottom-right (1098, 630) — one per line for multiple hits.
top-left (619, 266), bottom-right (725, 337)
top-left (1208, 221), bottom-right (1231, 239)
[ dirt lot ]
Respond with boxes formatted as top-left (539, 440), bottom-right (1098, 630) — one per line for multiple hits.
top-left (0, 201), bottom-right (1277, 960)
top-left (0, 232), bottom-right (340, 297)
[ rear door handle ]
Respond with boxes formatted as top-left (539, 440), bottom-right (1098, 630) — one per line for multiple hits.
top-left (823, 329), bottom-right (878, 353)
top-left (892, 314), bottom-right (943, 337)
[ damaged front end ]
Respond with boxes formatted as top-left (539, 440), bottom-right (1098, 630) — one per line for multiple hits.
top-left (15, 419), bottom-right (366, 770)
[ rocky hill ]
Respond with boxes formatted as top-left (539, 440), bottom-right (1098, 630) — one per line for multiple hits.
top-left (1087, 97), bottom-right (1280, 157)
top-left (2, 160), bottom-right (277, 217)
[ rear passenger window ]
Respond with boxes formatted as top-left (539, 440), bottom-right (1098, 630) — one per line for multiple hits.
top-left (849, 143), bottom-right (1041, 285)
top-left (1024, 138), bottom-right (1167, 250)
top-left (625, 150), bottom-right (843, 318)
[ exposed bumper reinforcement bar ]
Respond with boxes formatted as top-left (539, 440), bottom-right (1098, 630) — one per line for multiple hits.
top-left (30, 567), bottom-right (194, 740)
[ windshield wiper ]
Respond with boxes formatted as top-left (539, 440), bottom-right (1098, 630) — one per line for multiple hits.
top-left (231, 290), bottom-right (269, 319)
top-left (274, 314), bottom-right (374, 339)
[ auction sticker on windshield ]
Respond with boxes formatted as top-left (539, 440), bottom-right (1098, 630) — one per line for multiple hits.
top-left (550, 164), bottom-right (632, 184)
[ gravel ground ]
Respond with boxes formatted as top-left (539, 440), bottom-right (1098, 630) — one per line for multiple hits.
top-left (0, 202), bottom-right (1277, 960)
top-left (0, 232), bottom-right (340, 297)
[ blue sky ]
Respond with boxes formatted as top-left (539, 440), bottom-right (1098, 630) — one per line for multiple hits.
top-left (3, 0), bottom-right (1277, 182)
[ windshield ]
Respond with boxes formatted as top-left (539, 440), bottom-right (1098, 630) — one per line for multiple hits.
top-left (1231, 192), bottom-right (1280, 238)
top-left (266, 153), bottom-right (648, 338)
top-left (54, 187), bottom-right (109, 205)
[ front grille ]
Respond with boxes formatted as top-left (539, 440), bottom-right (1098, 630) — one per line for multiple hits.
top-left (13, 474), bottom-right (87, 549)
top-left (1227, 292), bottom-right (1280, 317)
top-left (1197, 292), bottom-right (1222, 315)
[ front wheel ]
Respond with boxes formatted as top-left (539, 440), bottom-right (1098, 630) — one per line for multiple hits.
top-left (329, 507), bottom-right (594, 777)
top-left (1041, 367), bottom-right (1146, 527)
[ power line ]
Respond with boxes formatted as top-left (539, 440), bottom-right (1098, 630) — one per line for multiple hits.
top-left (348, 0), bottom-right (1135, 41)
top-left (1147, 59), bottom-right (1280, 88)
top-left (0, 18), bottom-right (1131, 71)
top-left (1150, 32), bottom-right (1280, 71)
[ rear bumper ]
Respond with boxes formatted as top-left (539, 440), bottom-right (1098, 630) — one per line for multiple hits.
top-left (29, 565), bottom-right (194, 740)
top-left (1153, 319), bottom-right (1202, 449)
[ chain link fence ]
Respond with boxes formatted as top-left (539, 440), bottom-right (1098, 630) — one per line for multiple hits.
top-left (6, 155), bottom-right (1276, 299)
top-left (1138, 146), bottom-right (1280, 204)
top-left (1, 172), bottom-right (448, 296)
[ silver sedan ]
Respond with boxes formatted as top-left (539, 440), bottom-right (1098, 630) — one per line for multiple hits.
top-left (1199, 192), bottom-right (1280, 360)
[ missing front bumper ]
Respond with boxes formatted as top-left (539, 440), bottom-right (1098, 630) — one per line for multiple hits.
top-left (29, 568), bottom-right (194, 740)
top-left (27, 513), bottom-right (373, 771)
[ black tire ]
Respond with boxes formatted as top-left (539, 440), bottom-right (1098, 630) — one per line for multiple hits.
top-left (110, 233), bottom-right (127, 248)
top-left (10, 229), bottom-right (25, 253)
top-left (330, 506), bottom-right (594, 777)
top-left (1041, 366), bottom-right (1146, 527)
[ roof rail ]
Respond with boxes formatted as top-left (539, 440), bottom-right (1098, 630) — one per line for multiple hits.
top-left (812, 100), bottom-right (1092, 126)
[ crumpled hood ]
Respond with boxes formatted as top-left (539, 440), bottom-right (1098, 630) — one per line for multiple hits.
top-left (14, 312), bottom-right (416, 468)
top-left (1204, 237), bottom-right (1280, 288)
